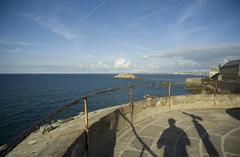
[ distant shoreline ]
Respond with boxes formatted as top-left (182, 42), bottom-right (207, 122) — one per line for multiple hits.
top-left (0, 73), bottom-right (208, 75)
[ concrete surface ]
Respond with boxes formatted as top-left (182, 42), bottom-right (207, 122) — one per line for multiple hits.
top-left (115, 109), bottom-right (240, 157)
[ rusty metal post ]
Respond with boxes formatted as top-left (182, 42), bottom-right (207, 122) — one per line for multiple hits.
top-left (83, 98), bottom-right (89, 130)
top-left (214, 82), bottom-right (217, 105)
top-left (216, 81), bottom-right (218, 93)
top-left (168, 82), bottom-right (171, 108)
top-left (129, 86), bottom-right (134, 120)
top-left (83, 97), bottom-right (89, 154)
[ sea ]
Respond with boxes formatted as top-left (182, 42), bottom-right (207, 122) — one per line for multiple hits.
top-left (0, 74), bottom-right (206, 145)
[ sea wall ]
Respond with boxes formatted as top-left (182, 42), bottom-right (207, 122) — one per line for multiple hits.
top-left (63, 94), bottom-right (240, 157)
top-left (186, 78), bottom-right (202, 87)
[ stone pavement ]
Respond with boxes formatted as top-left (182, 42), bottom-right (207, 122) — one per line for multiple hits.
top-left (114, 109), bottom-right (240, 157)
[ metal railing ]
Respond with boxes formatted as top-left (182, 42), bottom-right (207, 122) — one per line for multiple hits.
top-left (0, 80), bottom-right (220, 156)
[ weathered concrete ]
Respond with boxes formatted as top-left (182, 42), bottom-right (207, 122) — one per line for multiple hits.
top-left (6, 94), bottom-right (240, 157)
top-left (115, 109), bottom-right (240, 157)
top-left (186, 78), bottom-right (202, 87)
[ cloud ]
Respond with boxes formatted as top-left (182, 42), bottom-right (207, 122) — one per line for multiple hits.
top-left (23, 0), bottom-right (106, 40)
top-left (178, 0), bottom-right (205, 24)
top-left (133, 8), bottom-right (169, 21)
top-left (141, 42), bottom-right (240, 70)
top-left (78, 61), bottom-right (110, 70)
top-left (173, 57), bottom-right (201, 68)
top-left (166, 0), bottom-right (206, 42)
top-left (13, 62), bottom-right (111, 73)
top-left (0, 40), bottom-right (46, 46)
top-left (114, 57), bottom-right (131, 69)
top-left (25, 14), bottom-right (79, 40)
top-left (0, 48), bottom-right (22, 54)
top-left (120, 44), bottom-right (161, 53)
top-left (85, 54), bottom-right (96, 59)
top-left (78, 0), bottom-right (107, 24)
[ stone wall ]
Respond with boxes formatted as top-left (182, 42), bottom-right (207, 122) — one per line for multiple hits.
top-left (186, 78), bottom-right (202, 87)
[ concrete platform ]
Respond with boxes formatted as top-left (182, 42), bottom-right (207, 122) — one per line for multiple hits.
top-left (5, 94), bottom-right (240, 157)
top-left (115, 109), bottom-right (240, 157)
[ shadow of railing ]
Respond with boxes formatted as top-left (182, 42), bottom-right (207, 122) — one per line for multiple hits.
top-left (118, 111), bottom-right (158, 157)
top-left (183, 112), bottom-right (220, 157)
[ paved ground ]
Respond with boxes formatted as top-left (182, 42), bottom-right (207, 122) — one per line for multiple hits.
top-left (114, 109), bottom-right (240, 157)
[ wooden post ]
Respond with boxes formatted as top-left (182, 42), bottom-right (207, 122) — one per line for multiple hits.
top-left (168, 82), bottom-right (171, 108)
top-left (129, 86), bottom-right (133, 120)
top-left (83, 97), bottom-right (89, 154)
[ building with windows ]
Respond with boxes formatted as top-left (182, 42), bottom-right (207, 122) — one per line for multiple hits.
top-left (219, 59), bottom-right (240, 81)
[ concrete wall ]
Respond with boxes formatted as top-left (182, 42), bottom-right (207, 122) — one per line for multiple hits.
top-left (186, 78), bottom-right (202, 87)
top-left (63, 94), bottom-right (240, 157)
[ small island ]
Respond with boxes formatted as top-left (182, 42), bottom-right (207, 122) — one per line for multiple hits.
top-left (114, 73), bottom-right (142, 79)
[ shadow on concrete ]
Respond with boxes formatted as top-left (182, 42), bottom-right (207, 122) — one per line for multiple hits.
top-left (183, 112), bottom-right (220, 157)
top-left (157, 118), bottom-right (191, 157)
top-left (226, 108), bottom-right (240, 120)
top-left (119, 111), bottom-right (158, 157)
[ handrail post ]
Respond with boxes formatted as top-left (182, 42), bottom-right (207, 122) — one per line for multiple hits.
top-left (83, 97), bottom-right (89, 154)
top-left (168, 82), bottom-right (171, 108)
top-left (129, 86), bottom-right (133, 120)
top-left (214, 81), bottom-right (217, 105)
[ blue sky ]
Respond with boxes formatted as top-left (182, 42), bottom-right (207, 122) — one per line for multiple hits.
top-left (0, 0), bottom-right (240, 73)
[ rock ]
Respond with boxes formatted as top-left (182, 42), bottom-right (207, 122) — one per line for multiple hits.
top-left (56, 119), bottom-right (63, 124)
top-left (28, 140), bottom-right (37, 145)
top-left (114, 73), bottom-right (139, 79)
top-left (79, 112), bottom-right (84, 116)
top-left (40, 124), bottom-right (54, 134)
top-left (143, 94), bottom-right (157, 100)
top-left (0, 144), bottom-right (7, 151)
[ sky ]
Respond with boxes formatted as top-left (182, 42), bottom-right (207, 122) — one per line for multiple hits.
top-left (0, 0), bottom-right (240, 73)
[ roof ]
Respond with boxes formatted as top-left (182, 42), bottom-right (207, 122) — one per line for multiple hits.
top-left (222, 59), bottom-right (240, 67)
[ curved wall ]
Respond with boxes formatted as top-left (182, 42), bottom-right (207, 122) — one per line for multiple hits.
top-left (63, 94), bottom-right (240, 157)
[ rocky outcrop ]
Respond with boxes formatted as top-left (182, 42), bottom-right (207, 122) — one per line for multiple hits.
top-left (114, 73), bottom-right (142, 79)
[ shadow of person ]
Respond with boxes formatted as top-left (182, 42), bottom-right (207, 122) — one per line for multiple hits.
top-left (157, 118), bottom-right (190, 157)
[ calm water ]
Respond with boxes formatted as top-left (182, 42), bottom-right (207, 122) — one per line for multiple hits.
top-left (0, 74), bottom-right (205, 145)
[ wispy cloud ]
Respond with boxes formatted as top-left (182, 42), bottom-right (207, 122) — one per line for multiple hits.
top-left (25, 14), bottom-right (79, 40)
top-left (0, 48), bottom-right (22, 54)
top-left (141, 42), bottom-right (240, 68)
top-left (0, 39), bottom-right (46, 46)
top-left (133, 8), bottom-right (169, 21)
top-left (167, 0), bottom-right (206, 41)
top-left (78, 61), bottom-right (110, 70)
top-left (177, 0), bottom-right (205, 24)
top-left (23, 0), bottom-right (106, 40)
top-left (78, 0), bottom-right (107, 24)
top-left (120, 44), bottom-right (161, 53)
